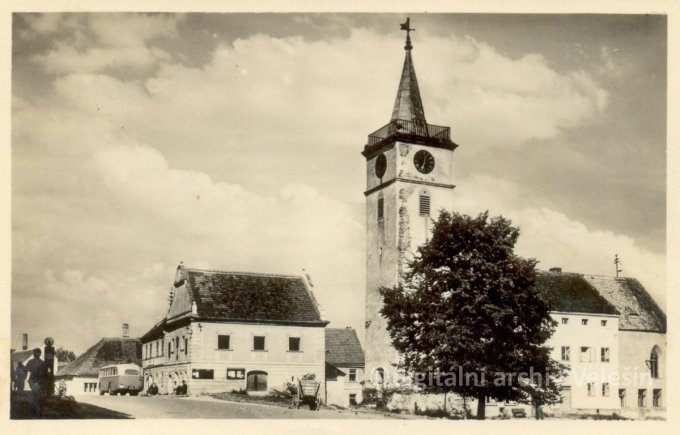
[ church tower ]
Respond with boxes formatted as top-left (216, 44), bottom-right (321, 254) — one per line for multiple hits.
top-left (363, 19), bottom-right (458, 385)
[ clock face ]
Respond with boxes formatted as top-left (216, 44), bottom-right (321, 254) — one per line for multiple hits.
top-left (414, 150), bottom-right (435, 174)
top-left (375, 153), bottom-right (387, 178)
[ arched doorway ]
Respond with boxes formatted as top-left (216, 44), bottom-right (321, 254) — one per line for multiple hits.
top-left (247, 371), bottom-right (268, 392)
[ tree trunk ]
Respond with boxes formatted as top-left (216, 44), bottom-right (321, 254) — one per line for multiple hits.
top-left (476, 394), bottom-right (486, 420)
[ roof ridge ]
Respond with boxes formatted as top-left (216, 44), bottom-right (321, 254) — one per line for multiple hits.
top-left (185, 267), bottom-right (303, 280)
top-left (581, 273), bottom-right (633, 280)
top-left (539, 270), bottom-right (633, 281)
top-left (60, 338), bottom-right (105, 375)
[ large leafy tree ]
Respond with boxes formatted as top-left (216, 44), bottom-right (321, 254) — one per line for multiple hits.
top-left (380, 211), bottom-right (566, 419)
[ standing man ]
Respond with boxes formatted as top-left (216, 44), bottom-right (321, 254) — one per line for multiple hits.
top-left (14, 362), bottom-right (27, 392)
top-left (43, 337), bottom-right (56, 396)
top-left (25, 348), bottom-right (46, 416)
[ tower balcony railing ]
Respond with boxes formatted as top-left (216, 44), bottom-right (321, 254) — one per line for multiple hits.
top-left (365, 119), bottom-right (454, 155)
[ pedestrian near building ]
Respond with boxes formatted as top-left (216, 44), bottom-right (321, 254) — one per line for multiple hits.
top-left (25, 348), bottom-right (46, 416)
top-left (14, 362), bottom-right (27, 392)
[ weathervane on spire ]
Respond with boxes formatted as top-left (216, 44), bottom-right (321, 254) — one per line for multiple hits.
top-left (400, 17), bottom-right (415, 50)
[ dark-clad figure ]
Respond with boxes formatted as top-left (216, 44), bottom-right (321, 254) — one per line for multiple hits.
top-left (179, 380), bottom-right (188, 395)
top-left (25, 348), bottom-right (46, 416)
top-left (14, 362), bottom-right (27, 392)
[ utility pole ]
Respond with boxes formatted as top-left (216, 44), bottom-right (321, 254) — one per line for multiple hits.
top-left (614, 254), bottom-right (622, 278)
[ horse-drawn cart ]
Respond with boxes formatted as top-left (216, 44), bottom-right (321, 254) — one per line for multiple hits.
top-left (291, 378), bottom-right (321, 410)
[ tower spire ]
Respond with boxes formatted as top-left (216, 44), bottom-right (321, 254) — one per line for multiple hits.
top-left (391, 17), bottom-right (427, 125)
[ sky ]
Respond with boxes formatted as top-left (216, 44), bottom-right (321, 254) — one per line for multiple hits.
top-left (10, 13), bottom-right (667, 355)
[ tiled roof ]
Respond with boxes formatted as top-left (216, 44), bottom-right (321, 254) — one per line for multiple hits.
top-left (325, 328), bottom-right (365, 368)
top-left (325, 362), bottom-right (346, 380)
top-left (581, 275), bottom-right (666, 332)
top-left (534, 271), bottom-right (619, 316)
top-left (140, 319), bottom-right (166, 342)
top-left (56, 338), bottom-right (141, 378)
top-left (184, 268), bottom-right (327, 325)
top-left (179, 269), bottom-right (328, 326)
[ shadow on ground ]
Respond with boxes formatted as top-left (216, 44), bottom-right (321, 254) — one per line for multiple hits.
top-left (10, 392), bottom-right (132, 419)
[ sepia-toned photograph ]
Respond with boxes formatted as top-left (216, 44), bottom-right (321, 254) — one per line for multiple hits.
top-left (6, 7), bottom-right (669, 424)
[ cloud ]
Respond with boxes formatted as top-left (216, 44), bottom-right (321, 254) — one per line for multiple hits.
top-left (415, 33), bottom-right (609, 147)
top-left (31, 14), bottom-right (180, 75)
top-left (12, 15), bottom-right (659, 352)
top-left (454, 173), bottom-right (666, 309)
top-left (597, 46), bottom-right (626, 78)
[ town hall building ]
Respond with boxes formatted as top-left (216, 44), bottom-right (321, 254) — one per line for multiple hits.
top-left (140, 264), bottom-right (329, 396)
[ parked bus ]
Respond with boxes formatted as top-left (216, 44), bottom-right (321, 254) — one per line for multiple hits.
top-left (98, 363), bottom-right (143, 396)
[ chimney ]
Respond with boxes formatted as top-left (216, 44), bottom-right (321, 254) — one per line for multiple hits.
top-left (22, 333), bottom-right (28, 350)
top-left (122, 323), bottom-right (129, 338)
top-left (549, 267), bottom-right (562, 273)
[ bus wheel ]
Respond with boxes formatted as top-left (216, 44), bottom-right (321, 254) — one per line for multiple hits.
top-left (130, 391), bottom-right (139, 396)
top-left (111, 391), bottom-right (117, 396)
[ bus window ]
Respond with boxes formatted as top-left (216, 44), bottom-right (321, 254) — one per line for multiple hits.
top-left (125, 369), bottom-right (139, 375)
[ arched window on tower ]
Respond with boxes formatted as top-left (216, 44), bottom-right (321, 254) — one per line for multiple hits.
top-left (377, 192), bottom-right (384, 222)
top-left (649, 347), bottom-right (659, 379)
top-left (419, 190), bottom-right (431, 216)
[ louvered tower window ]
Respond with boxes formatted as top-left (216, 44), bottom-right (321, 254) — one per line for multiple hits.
top-left (377, 193), bottom-right (384, 221)
top-left (419, 190), bottom-right (431, 216)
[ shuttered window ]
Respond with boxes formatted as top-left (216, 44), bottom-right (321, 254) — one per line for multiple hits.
top-left (377, 196), bottom-right (384, 221)
top-left (419, 191), bottom-right (431, 216)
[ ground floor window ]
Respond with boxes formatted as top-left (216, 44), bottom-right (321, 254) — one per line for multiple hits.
top-left (653, 389), bottom-right (662, 407)
top-left (84, 382), bottom-right (97, 393)
top-left (349, 394), bottom-right (357, 406)
top-left (619, 389), bottom-right (626, 407)
top-left (638, 389), bottom-right (646, 407)
top-left (192, 369), bottom-right (214, 380)
top-left (246, 371), bottom-right (268, 391)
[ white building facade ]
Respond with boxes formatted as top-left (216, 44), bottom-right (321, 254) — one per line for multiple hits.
top-left (141, 265), bottom-right (328, 396)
